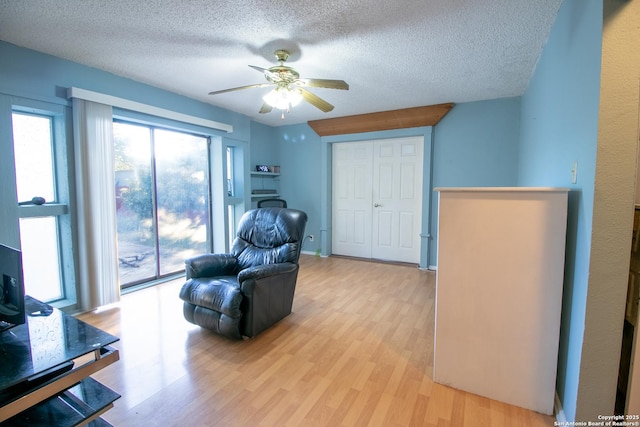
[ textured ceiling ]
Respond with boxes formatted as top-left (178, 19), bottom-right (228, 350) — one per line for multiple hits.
top-left (0, 0), bottom-right (563, 127)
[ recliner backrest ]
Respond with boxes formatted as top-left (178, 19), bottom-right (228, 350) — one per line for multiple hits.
top-left (232, 208), bottom-right (308, 269)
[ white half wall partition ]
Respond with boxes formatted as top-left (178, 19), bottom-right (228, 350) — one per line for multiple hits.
top-left (433, 187), bottom-right (569, 415)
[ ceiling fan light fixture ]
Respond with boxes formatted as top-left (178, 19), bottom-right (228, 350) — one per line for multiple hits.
top-left (209, 49), bottom-right (347, 117)
top-left (263, 87), bottom-right (303, 111)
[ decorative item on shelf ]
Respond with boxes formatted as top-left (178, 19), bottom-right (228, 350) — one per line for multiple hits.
top-left (256, 165), bottom-right (270, 172)
top-left (271, 165), bottom-right (280, 173)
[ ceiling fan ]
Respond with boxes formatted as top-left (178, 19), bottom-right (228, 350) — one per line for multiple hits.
top-left (208, 49), bottom-right (349, 117)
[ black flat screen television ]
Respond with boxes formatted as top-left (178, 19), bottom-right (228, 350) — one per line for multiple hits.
top-left (0, 244), bottom-right (25, 331)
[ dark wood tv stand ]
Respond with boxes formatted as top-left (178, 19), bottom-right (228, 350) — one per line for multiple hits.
top-left (0, 296), bottom-right (120, 426)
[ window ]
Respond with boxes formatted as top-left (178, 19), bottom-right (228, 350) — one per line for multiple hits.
top-left (12, 111), bottom-right (67, 302)
top-left (8, 98), bottom-right (242, 305)
top-left (227, 146), bottom-right (236, 246)
top-left (113, 121), bottom-right (211, 287)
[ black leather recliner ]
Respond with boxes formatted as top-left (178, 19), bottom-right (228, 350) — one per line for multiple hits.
top-left (179, 208), bottom-right (308, 339)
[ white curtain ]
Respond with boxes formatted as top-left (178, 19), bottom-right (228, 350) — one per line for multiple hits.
top-left (72, 98), bottom-right (120, 310)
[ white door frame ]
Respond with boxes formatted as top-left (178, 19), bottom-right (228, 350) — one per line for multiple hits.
top-left (330, 133), bottom-right (435, 269)
top-left (323, 129), bottom-right (433, 267)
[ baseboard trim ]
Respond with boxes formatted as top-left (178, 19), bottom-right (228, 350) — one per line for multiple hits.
top-left (301, 250), bottom-right (327, 257)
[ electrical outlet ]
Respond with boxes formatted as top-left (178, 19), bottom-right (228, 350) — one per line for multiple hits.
top-left (308, 235), bottom-right (314, 242)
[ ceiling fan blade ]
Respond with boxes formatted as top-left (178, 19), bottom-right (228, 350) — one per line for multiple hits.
top-left (249, 64), bottom-right (282, 82)
top-left (208, 83), bottom-right (273, 95)
top-left (259, 102), bottom-right (273, 114)
top-left (299, 88), bottom-right (334, 112)
top-left (248, 65), bottom-right (269, 73)
top-left (297, 79), bottom-right (349, 90)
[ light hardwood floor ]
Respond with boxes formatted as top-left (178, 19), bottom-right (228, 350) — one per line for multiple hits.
top-left (77, 255), bottom-right (556, 427)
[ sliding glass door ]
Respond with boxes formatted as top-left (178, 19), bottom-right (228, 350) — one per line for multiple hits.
top-left (113, 121), bottom-right (210, 287)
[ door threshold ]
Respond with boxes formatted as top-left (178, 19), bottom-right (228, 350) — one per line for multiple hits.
top-left (330, 254), bottom-right (418, 268)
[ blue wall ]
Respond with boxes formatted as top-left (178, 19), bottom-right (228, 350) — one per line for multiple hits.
top-left (432, 98), bottom-right (521, 188)
top-left (274, 124), bottom-right (324, 254)
top-left (273, 100), bottom-right (521, 268)
top-left (249, 121), bottom-right (277, 166)
top-left (0, 41), bottom-right (251, 142)
top-left (429, 97), bottom-right (521, 265)
top-left (518, 0), bottom-right (602, 420)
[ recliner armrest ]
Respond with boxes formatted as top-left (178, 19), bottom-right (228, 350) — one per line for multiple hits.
top-left (237, 262), bottom-right (297, 283)
top-left (185, 253), bottom-right (239, 279)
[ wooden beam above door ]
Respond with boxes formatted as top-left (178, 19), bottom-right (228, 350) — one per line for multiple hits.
top-left (307, 103), bottom-right (454, 137)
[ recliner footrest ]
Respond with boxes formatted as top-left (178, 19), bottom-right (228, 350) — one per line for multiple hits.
top-left (179, 276), bottom-right (242, 318)
top-left (183, 303), bottom-right (242, 339)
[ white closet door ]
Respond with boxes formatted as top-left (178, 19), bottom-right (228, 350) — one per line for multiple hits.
top-left (371, 137), bottom-right (423, 263)
top-left (332, 137), bottom-right (423, 263)
top-left (332, 142), bottom-right (373, 258)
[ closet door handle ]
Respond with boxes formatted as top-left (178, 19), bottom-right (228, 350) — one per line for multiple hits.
top-left (374, 203), bottom-right (382, 207)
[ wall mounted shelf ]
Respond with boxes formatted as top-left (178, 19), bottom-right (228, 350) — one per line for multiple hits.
top-left (250, 170), bottom-right (280, 203)
top-left (250, 172), bottom-right (280, 177)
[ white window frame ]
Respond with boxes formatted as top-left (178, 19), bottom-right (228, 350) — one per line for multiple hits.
top-left (12, 99), bottom-right (77, 307)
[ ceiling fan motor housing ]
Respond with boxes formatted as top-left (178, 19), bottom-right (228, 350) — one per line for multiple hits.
top-left (266, 65), bottom-right (300, 84)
